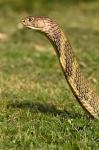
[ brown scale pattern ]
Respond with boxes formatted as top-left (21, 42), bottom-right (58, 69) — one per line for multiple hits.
top-left (89, 92), bottom-right (99, 114)
top-left (74, 67), bottom-right (89, 100)
top-left (45, 21), bottom-right (99, 118)
top-left (50, 24), bottom-right (61, 48)
top-left (64, 41), bottom-right (74, 76)
top-left (22, 16), bottom-right (99, 119)
top-left (46, 23), bottom-right (61, 55)
top-left (74, 66), bottom-right (99, 115)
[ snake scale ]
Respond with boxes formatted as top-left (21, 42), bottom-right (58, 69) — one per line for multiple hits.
top-left (22, 16), bottom-right (99, 119)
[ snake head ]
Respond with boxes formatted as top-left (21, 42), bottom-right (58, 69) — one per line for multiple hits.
top-left (22, 16), bottom-right (52, 32)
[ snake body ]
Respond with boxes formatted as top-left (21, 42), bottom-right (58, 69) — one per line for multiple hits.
top-left (22, 16), bottom-right (99, 119)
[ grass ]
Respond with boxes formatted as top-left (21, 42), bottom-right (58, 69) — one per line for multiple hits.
top-left (0, 0), bottom-right (99, 149)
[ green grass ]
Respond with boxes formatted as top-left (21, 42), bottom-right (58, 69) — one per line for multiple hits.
top-left (0, 0), bottom-right (99, 149)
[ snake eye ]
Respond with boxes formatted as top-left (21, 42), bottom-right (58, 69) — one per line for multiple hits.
top-left (28, 18), bottom-right (32, 22)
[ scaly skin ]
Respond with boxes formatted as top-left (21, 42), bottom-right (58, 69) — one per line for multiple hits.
top-left (22, 16), bottom-right (99, 119)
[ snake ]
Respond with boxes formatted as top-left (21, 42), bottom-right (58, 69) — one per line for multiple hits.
top-left (22, 16), bottom-right (99, 119)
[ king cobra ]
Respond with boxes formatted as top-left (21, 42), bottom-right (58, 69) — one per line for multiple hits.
top-left (22, 16), bottom-right (99, 119)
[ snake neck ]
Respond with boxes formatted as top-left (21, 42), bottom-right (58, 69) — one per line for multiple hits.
top-left (44, 23), bottom-right (77, 78)
top-left (43, 24), bottom-right (99, 119)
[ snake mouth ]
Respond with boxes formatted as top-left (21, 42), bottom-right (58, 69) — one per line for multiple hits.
top-left (26, 26), bottom-right (39, 30)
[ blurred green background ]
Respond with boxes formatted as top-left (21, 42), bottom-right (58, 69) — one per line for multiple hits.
top-left (0, 0), bottom-right (99, 150)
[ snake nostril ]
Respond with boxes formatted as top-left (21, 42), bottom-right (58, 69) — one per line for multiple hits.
top-left (22, 19), bottom-right (25, 24)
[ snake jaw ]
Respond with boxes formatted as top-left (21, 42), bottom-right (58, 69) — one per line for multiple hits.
top-left (22, 23), bottom-right (42, 32)
top-left (25, 25), bottom-right (40, 30)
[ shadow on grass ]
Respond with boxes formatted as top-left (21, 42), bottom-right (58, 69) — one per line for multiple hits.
top-left (7, 101), bottom-right (87, 119)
